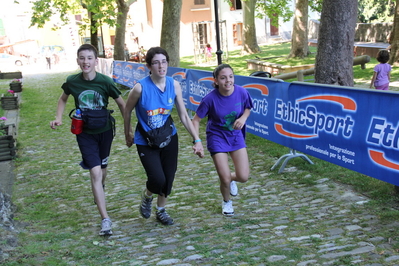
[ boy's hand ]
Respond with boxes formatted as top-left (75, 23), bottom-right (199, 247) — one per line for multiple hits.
top-left (50, 120), bottom-right (62, 129)
top-left (125, 133), bottom-right (134, 147)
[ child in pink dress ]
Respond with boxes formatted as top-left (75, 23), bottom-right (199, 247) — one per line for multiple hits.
top-left (370, 50), bottom-right (391, 90)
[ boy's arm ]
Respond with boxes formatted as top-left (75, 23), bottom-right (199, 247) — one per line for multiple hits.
top-left (50, 92), bottom-right (69, 129)
top-left (114, 95), bottom-right (126, 118)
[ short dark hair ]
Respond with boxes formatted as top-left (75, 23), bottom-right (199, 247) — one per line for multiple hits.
top-left (145, 47), bottom-right (169, 66)
top-left (377, 49), bottom-right (390, 64)
top-left (77, 44), bottom-right (98, 58)
top-left (212, 64), bottom-right (234, 88)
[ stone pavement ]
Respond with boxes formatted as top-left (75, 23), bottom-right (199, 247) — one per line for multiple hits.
top-left (2, 70), bottom-right (399, 265)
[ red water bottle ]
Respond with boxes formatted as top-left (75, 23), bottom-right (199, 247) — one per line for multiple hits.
top-left (71, 109), bottom-right (83, 134)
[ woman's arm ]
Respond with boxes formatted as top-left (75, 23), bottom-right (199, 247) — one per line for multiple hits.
top-left (174, 80), bottom-right (204, 158)
top-left (123, 84), bottom-right (142, 147)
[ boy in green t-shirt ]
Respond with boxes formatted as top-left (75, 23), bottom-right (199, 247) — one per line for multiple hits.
top-left (50, 44), bottom-right (126, 236)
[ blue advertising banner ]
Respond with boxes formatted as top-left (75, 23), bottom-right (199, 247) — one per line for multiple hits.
top-left (113, 61), bottom-right (399, 186)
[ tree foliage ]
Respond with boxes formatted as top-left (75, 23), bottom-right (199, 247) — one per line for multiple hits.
top-left (254, 0), bottom-right (293, 26)
top-left (358, 0), bottom-right (395, 23)
top-left (29, 0), bottom-right (137, 60)
top-left (30, 0), bottom-right (118, 33)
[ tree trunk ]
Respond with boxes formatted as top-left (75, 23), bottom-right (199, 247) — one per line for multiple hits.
top-left (89, 11), bottom-right (99, 54)
top-left (288, 0), bottom-right (309, 58)
top-left (314, 0), bottom-right (357, 86)
top-left (242, 0), bottom-right (261, 54)
top-left (114, 0), bottom-right (132, 61)
top-left (160, 0), bottom-right (182, 67)
top-left (388, 0), bottom-right (399, 66)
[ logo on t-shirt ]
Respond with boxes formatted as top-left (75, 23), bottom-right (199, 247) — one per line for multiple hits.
top-left (78, 90), bottom-right (104, 110)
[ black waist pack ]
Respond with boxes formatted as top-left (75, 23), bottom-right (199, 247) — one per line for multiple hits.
top-left (82, 108), bottom-right (114, 130)
top-left (137, 116), bottom-right (174, 148)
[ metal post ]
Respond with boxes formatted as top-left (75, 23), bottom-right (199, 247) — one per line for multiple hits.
top-left (213, 0), bottom-right (223, 65)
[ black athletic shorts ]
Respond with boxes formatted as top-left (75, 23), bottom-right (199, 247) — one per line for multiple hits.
top-left (76, 129), bottom-right (114, 170)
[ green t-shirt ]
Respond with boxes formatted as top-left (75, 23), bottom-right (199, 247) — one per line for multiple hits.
top-left (62, 72), bottom-right (121, 134)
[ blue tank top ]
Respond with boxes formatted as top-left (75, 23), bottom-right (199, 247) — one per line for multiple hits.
top-left (134, 76), bottom-right (177, 145)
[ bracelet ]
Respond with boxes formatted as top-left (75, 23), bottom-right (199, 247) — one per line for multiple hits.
top-left (193, 139), bottom-right (202, 144)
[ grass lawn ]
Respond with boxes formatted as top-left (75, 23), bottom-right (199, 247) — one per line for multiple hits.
top-left (180, 42), bottom-right (399, 91)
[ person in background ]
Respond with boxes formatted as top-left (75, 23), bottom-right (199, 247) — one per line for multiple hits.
top-left (124, 46), bottom-right (204, 226)
top-left (45, 48), bottom-right (52, 70)
top-left (124, 44), bottom-right (130, 61)
top-left (192, 64), bottom-right (253, 217)
top-left (370, 49), bottom-right (391, 90)
top-left (50, 43), bottom-right (126, 236)
top-left (205, 43), bottom-right (212, 63)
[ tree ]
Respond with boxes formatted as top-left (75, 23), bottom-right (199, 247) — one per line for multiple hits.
top-left (224, 0), bottom-right (293, 55)
top-left (288, 0), bottom-right (309, 58)
top-left (160, 0), bottom-right (182, 67)
top-left (389, 0), bottom-right (399, 66)
top-left (29, 0), bottom-right (132, 60)
top-left (242, 0), bottom-right (260, 54)
top-left (314, 0), bottom-right (357, 86)
top-left (358, 0), bottom-right (395, 23)
top-left (113, 0), bottom-right (137, 61)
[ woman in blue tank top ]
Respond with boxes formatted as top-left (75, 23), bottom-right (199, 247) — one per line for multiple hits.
top-left (123, 47), bottom-right (204, 225)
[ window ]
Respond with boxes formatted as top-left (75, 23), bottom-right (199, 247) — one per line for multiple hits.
top-left (229, 0), bottom-right (242, 10)
top-left (194, 0), bottom-right (205, 5)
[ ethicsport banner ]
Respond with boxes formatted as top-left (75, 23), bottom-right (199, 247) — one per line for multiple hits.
top-left (113, 61), bottom-right (399, 186)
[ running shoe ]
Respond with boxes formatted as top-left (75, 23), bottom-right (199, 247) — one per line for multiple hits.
top-left (230, 181), bottom-right (238, 196)
top-left (222, 200), bottom-right (234, 216)
top-left (99, 218), bottom-right (113, 236)
top-left (156, 208), bottom-right (174, 225)
top-left (140, 188), bottom-right (153, 219)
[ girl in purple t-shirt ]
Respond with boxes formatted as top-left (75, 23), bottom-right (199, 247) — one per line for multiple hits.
top-left (370, 49), bottom-right (391, 90)
top-left (192, 64), bottom-right (253, 217)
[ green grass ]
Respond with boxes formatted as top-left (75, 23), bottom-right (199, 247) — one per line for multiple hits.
top-left (181, 42), bottom-right (399, 90)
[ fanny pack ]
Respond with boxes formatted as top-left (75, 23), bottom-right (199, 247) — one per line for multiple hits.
top-left (81, 108), bottom-right (114, 130)
top-left (137, 116), bottom-right (174, 148)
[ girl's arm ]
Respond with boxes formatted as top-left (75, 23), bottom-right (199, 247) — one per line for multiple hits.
top-left (370, 71), bottom-right (377, 89)
top-left (233, 108), bottom-right (251, 130)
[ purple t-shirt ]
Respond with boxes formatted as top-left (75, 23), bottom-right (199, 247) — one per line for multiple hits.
top-left (195, 84), bottom-right (253, 153)
top-left (373, 63), bottom-right (391, 87)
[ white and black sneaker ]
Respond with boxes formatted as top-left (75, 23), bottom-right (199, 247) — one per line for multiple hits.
top-left (230, 181), bottom-right (238, 196)
top-left (99, 218), bottom-right (113, 236)
top-left (222, 200), bottom-right (234, 216)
